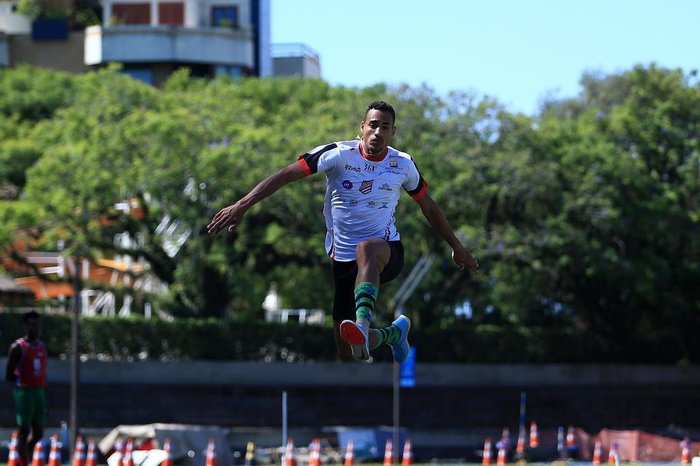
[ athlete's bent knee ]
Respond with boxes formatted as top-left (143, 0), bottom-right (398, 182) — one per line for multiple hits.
top-left (355, 239), bottom-right (389, 265)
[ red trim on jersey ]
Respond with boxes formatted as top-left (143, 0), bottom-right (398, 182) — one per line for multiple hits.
top-left (296, 157), bottom-right (312, 177)
top-left (410, 180), bottom-right (429, 201)
top-left (358, 143), bottom-right (388, 162)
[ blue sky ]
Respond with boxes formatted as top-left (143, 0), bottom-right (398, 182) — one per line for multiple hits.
top-left (271, 0), bottom-right (700, 115)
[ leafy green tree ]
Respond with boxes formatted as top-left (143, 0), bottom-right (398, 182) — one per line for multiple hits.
top-left (480, 64), bottom-right (700, 361)
top-left (0, 65), bottom-right (77, 120)
top-left (2, 64), bottom-right (699, 363)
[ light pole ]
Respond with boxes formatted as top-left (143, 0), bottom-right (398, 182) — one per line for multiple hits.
top-left (392, 359), bottom-right (400, 465)
top-left (69, 253), bottom-right (82, 449)
top-left (389, 254), bottom-right (434, 464)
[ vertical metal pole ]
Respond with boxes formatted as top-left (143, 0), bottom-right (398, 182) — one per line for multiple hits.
top-left (517, 391), bottom-right (526, 460)
top-left (282, 390), bottom-right (288, 448)
top-left (69, 254), bottom-right (81, 449)
top-left (392, 361), bottom-right (399, 464)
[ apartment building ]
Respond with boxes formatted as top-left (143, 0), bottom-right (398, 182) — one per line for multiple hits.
top-left (0, 0), bottom-right (320, 84)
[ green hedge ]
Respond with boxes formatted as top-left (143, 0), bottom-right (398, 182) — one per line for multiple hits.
top-left (0, 311), bottom-right (685, 363)
top-left (0, 311), bottom-right (337, 362)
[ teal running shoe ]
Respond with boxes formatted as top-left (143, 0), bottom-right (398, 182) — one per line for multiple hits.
top-left (390, 315), bottom-right (411, 363)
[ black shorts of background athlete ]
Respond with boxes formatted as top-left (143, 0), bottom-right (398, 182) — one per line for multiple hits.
top-left (331, 240), bottom-right (405, 322)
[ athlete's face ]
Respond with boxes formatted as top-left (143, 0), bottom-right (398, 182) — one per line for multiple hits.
top-left (23, 317), bottom-right (40, 341)
top-left (360, 109), bottom-right (396, 156)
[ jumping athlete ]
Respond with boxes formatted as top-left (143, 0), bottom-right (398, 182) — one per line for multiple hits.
top-left (208, 100), bottom-right (479, 362)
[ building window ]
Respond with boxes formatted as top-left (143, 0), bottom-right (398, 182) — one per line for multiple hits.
top-left (112, 3), bottom-right (150, 24)
top-left (121, 68), bottom-right (154, 85)
top-left (211, 5), bottom-right (237, 28)
top-left (215, 65), bottom-right (244, 77)
top-left (158, 2), bottom-right (183, 25)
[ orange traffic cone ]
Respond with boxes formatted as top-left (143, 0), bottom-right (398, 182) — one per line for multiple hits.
top-left (160, 439), bottom-right (173, 466)
top-left (566, 426), bottom-right (576, 449)
top-left (85, 439), bottom-right (97, 466)
top-left (482, 438), bottom-right (492, 466)
top-left (497, 446), bottom-right (507, 466)
top-left (48, 436), bottom-right (62, 466)
top-left (8, 432), bottom-right (21, 466)
top-left (72, 436), bottom-right (86, 466)
top-left (32, 440), bottom-right (46, 466)
top-left (344, 439), bottom-right (354, 466)
top-left (529, 422), bottom-right (539, 449)
top-left (383, 439), bottom-right (393, 466)
top-left (122, 439), bottom-right (134, 466)
top-left (497, 428), bottom-right (509, 466)
top-left (113, 440), bottom-right (124, 466)
top-left (608, 442), bottom-right (618, 464)
top-left (284, 439), bottom-right (296, 466)
top-left (205, 439), bottom-right (217, 466)
top-left (681, 438), bottom-right (691, 465)
top-left (592, 441), bottom-right (601, 466)
top-left (516, 426), bottom-right (526, 457)
top-left (309, 439), bottom-right (322, 466)
top-left (401, 439), bottom-right (413, 466)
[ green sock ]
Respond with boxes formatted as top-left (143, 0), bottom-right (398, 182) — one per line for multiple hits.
top-left (375, 324), bottom-right (401, 346)
top-left (354, 281), bottom-right (378, 324)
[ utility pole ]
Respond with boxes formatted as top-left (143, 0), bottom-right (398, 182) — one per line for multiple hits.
top-left (69, 253), bottom-right (82, 449)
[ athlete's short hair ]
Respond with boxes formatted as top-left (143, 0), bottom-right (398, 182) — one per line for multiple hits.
top-left (365, 100), bottom-right (396, 124)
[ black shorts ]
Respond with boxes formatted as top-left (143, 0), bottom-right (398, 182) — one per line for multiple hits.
top-left (331, 240), bottom-right (404, 322)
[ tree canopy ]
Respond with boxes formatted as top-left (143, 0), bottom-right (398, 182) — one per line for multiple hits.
top-left (1, 63), bottom-right (698, 362)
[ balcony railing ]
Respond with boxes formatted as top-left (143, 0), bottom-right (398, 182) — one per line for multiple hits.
top-left (84, 24), bottom-right (254, 67)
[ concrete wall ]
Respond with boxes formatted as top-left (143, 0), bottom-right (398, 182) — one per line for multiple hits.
top-left (36, 359), bottom-right (700, 387)
top-left (8, 31), bottom-right (90, 72)
top-left (2, 360), bottom-right (699, 438)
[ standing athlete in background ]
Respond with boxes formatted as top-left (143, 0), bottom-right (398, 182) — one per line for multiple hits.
top-left (5, 311), bottom-right (48, 465)
top-left (208, 101), bottom-right (479, 362)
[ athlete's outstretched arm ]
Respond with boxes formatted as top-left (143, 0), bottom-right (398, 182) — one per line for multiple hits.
top-left (207, 162), bottom-right (307, 234)
top-left (416, 193), bottom-right (479, 271)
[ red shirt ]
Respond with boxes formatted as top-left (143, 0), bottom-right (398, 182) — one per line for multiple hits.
top-left (13, 338), bottom-right (47, 387)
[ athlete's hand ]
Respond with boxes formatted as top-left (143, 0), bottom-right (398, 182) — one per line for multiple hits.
top-left (207, 203), bottom-right (247, 234)
top-left (452, 245), bottom-right (479, 272)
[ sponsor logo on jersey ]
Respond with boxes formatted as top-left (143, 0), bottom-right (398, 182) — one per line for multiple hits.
top-left (368, 201), bottom-right (376, 207)
top-left (379, 202), bottom-right (389, 209)
top-left (389, 160), bottom-right (398, 168)
top-left (380, 168), bottom-right (402, 175)
top-left (344, 164), bottom-right (361, 172)
top-left (379, 183), bottom-right (393, 191)
top-left (364, 163), bottom-right (376, 172)
top-left (359, 180), bottom-right (373, 194)
top-left (342, 180), bottom-right (353, 189)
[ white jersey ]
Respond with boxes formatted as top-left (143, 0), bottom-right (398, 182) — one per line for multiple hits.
top-left (297, 139), bottom-right (428, 261)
